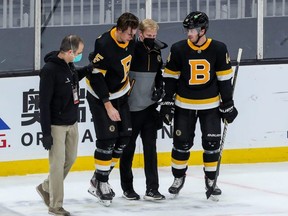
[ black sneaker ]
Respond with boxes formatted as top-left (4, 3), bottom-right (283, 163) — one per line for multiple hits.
top-left (168, 175), bottom-right (186, 195)
top-left (144, 189), bottom-right (165, 200)
top-left (205, 176), bottom-right (222, 195)
top-left (122, 189), bottom-right (140, 200)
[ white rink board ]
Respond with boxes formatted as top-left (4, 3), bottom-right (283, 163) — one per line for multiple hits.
top-left (0, 64), bottom-right (288, 161)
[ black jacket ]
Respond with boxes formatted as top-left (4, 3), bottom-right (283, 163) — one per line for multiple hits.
top-left (39, 51), bottom-right (92, 136)
top-left (130, 38), bottom-right (167, 88)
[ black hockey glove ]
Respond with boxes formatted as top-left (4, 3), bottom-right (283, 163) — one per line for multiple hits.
top-left (151, 86), bottom-right (165, 102)
top-left (42, 135), bottom-right (53, 150)
top-left (219, 100), bottom-right (238, 124)
top-left (160, 99), bottom-right (175, 125)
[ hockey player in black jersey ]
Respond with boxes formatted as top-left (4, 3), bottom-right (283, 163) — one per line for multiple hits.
top-left (160, 11), bottom-right (238, 199)
top-left (86, 12), bottom-right (139, 206)
top-left (119, 18), bottom-right (167, 201)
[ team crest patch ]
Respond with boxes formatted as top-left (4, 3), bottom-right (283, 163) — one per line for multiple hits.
top-left (175, 129), bottom-right (182, 136)
top-left (109, 125), bottom-right (115, 132)
top-left (157, 55), bottom-right (161, 62)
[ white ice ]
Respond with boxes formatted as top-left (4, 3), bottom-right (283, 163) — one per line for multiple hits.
top-left (0, 162), bottom-right (288, 216)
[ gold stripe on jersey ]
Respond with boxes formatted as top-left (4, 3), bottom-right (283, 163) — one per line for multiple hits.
top-left (163, 67), bottom-right (181, 79)
top-left (92, 68), bottom-right (107, 76)
top-left (187, 38), bottom-right (212, 51)
top-left (85, 76), bottom-right (131, 100)
top-left (110, 27), bottom-right (129, 49)
top-left (175, 94), bottom-right (220, 110)
top-left (216, 68), bottom-right (233, 81)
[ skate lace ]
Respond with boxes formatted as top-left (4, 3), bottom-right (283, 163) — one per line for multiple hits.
top-left (100, 182), bottom-right (111, 194)
top-left (172, 177), bottom-right (183, 188)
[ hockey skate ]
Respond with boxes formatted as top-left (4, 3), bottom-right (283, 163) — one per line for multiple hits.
top-left (88, 178), bottom-right (113, 207)
top-left (205, 176), bottom-right (222, 202)
top-left (168, 175), bottom-right (186, 197)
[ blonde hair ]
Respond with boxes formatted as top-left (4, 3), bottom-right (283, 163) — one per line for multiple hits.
top-left (139, 19), bottom-right (159, 32)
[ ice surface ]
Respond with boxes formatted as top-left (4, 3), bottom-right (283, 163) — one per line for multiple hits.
top-left (0, 162), bottom-right (288, 216)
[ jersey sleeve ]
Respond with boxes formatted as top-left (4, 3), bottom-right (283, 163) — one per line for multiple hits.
top-left (163, 44), bottom-right (181, 99)
top-left (88, 38), bottom-right (110, 101)
top-left (39, 65), bottom-right (54, 136)
top-left (154, 50), bottom-right (164, 89)
top-left (215, 43), bottom-right (234, 103)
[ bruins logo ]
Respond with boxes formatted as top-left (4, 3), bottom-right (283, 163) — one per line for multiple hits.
top-left (175, 129), bottom-right (182, 136)
top-left (109, 125), bottom-right (115, 132)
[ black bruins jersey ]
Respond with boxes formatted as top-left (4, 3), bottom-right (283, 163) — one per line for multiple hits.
top-left (163, 38), bottom-right (233, 110)
top-left (86, 27), bottom-right (135, 101)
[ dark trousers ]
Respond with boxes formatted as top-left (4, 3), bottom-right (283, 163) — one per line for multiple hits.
top-left (120, 104), bottom-right (159, 192)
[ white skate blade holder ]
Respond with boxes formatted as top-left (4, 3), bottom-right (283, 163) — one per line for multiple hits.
top-left (88, 186), bottom-right (112, 207)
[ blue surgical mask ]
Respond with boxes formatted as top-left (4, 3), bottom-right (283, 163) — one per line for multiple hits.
top-left (73, 53), bottom-right (82, 63)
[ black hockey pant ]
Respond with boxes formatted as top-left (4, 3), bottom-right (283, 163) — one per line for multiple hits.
top-left (172, 107), bottom-right (221, 180)
top-left (87, 92), bottom-right (132, 182)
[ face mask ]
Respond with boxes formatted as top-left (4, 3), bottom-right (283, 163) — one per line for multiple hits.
top-left (73, 53), bottom-right (82, 63)
top-left (143, 38), bottom-right (155, 49)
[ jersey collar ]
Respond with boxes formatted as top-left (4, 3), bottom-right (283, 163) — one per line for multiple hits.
top-left (110, 27), bottom-right (129, 49)
top-left (187, 38), bottom-right (212, 51)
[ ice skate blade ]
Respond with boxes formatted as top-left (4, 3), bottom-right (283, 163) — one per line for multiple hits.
top-left (208, 195), bottom-right (219, 202)
top-left (168, 193), bottom-right (179, 199)
top-left (88, 186), bottom-right (112, 207)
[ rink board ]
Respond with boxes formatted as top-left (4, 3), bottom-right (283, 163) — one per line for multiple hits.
top-left (0, 64), bottom-right (288, 176)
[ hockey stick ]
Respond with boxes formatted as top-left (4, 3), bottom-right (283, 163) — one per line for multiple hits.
top-left (206, 48), bottom-right (243, 199)
top-left (41, 0), bottom-right (61, 35)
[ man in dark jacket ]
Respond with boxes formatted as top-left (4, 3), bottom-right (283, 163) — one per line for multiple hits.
top-left (36, 35), bottom-right (93, 216)
top-left (120, 18), bottom-right (167, 201)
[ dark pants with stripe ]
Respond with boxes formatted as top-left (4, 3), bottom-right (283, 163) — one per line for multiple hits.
top-left (120, 104), bottom-right (160, 192)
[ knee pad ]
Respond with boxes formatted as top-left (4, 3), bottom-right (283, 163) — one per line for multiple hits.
top-left (173, 141), bottom-right (193, 152)
top-left (96, 139), bottom-right (116, 153)
top-left (114, 136), bottom-right (130, 153)
top-left (202, 139), bottom-right (220, 153)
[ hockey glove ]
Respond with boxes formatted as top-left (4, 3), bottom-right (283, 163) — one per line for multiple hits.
top-left (42, 135), bottom-right (53, 150)
top-left (151, 86), bottom-right (165, 102)
top-left (219, 100), bottom-right (238, 124)
top-left (160, 100), bottom-right (175, 125)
